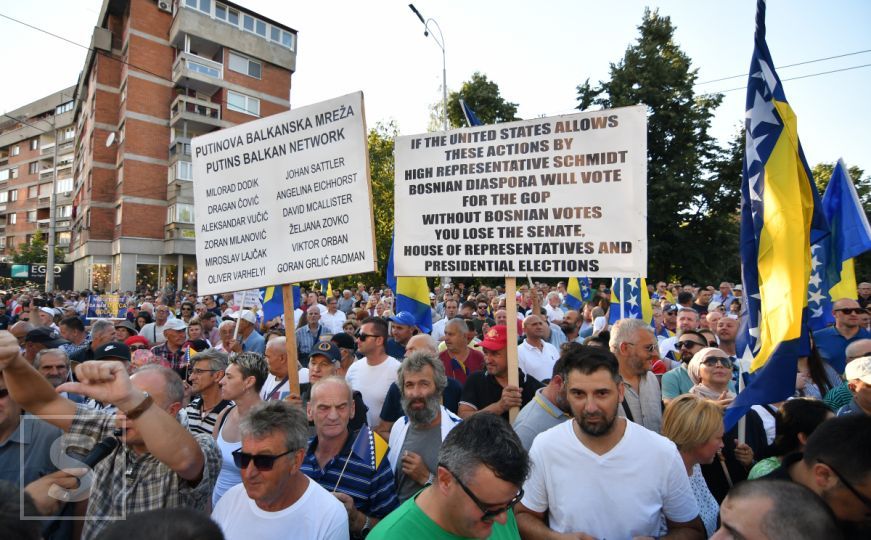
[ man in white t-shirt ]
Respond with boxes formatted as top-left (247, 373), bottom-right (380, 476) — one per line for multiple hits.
top-left (515, 345), bottom-right (705, 539)
top-left (345, 317), bottom-right (401, 426)
top-left (517, 314), bottom-right (560, 382)
top-left (320, 297), bottom-right (347, 335)
top-left (211, 400), bottom-right (349, 540)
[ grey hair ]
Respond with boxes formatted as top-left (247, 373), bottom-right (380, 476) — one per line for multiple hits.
top-left (397, 351), bottom-right (447, 397)
top-left (609, 318), bottom-right (654, 353)
top-left (90, 319), bottom-right (115, 338)
top-left (444, 317), bottom-right (469, 335)
top-left (218, 320), bottom-right (236, 331)
top-left (240, 400), bottom-right (309, 452)
top-left (191, 348), bottom-right (228, 372)
top-left (230, 352), bottom-right (269, 392)
top-left (33, 348), bottom-right (70, 369)
top-left (546, 291), bottom-right (561, 302)
top-left (265, 336), bottom-right (286, 352)
top-left (133, 364), bottom-right (184, 406)
top-left (310, 376), bottom-right (353, 405)
top-left (725, 480), bottom-right (840, 540)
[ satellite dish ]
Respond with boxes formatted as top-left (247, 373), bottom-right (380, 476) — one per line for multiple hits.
top-left (105, 132), bottom-right (116, 147)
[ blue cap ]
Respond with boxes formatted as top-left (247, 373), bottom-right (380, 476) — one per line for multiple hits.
top-left (389, 311), bottom-right (417, 327)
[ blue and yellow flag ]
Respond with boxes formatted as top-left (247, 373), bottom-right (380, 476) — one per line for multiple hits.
top-left (459, 98), bottom-right (482, 127)
top-left (259, 285), bottom-right (301, 323)
top-left (608, 278), bottom-right (652, 325)
top-left (823, 160), bottom-right (871, 301)
top-left (351, 425), bottom-right (388, 471)
top-left (565, 277), bottom-right (592, 310)
top-left (727, 0), bottom-right (830, 428)
top-left (387, 235), bottom-right (432, 333)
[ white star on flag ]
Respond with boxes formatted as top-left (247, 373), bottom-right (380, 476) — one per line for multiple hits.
top-left (745, 91), bottom-right (779, 133)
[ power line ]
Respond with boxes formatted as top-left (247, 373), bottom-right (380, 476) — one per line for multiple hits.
top-left (695, 48), bottom-right (871, 85)
top-left (710, 62), bottom-right (871, 94)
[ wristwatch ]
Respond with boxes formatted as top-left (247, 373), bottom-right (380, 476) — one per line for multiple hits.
top-left (124, 392), bottom-right (154, 420)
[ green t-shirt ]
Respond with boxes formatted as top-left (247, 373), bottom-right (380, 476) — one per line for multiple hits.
top-left (368, 490), bottom-right (520, 539)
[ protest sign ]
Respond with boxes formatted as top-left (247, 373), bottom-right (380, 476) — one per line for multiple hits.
top-left (87, 294), bottom-right (127, 319)
top-left (192, 92), bottom-right (376, 295)
top-left (393, 105), bottom-right (647, 278)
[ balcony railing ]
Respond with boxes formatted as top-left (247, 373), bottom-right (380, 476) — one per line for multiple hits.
top-left (173, 52), bottom-right (223, 80)
top-left (170, 95), bottom-right (222, 129)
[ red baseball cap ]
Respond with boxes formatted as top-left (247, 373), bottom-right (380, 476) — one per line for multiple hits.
top-left (480, 325), bottom-right (509, 351)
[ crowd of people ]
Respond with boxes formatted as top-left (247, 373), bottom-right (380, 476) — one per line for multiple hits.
top-left (0, 278), bottom-right (870, 539)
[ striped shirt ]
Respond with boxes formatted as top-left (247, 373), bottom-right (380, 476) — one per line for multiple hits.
top-left (184, 397), bottom-right (232, 436)
top-left (301, 429), bottom-right (399, 519)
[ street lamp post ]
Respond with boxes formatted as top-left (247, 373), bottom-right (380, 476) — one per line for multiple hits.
top-left (408, 4), bottom-right (448, 132)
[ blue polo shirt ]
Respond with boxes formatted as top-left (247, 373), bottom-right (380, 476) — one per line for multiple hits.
top-left (814, 326), bottom-right (870, 373)
top-left (301, 428), bottom-right (399, 519)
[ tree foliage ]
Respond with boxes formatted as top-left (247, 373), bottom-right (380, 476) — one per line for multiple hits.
top-left (576, 8), bottom-right (736, 284)
top-left (446, 72), bottom-right (520, 128)
top-left (9, 230), bottom-right (64, 264)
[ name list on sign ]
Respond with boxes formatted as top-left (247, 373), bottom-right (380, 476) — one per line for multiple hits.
top-left (392, 105), bottom-right (647, 278)
top-left (192, 92), bottom-right (376, 295)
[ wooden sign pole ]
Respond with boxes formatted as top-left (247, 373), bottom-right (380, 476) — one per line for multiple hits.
top-left (282, 285), bottom-right (301, 396)
top-left (505, 277), bottom-right (520, 422)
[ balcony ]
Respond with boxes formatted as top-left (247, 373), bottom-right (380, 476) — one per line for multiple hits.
top-left (172, 52), bottom-right (224, 96)
top-left (170, 95), bottom-right (223, 132)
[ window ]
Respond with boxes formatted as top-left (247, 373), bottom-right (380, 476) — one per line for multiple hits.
top-left (58, 205), bottom-right (72, 218)
top-left (185, 0), bottom-right (210, 14)
top-left (228, 51), bottom-right (261, 78)
top-left (29, 162), bottom-right (39, 174)
top-left (63, 127), bottom-right (75, 141)
top-left (57, 178), bottom-right (74, 193)
top-left (56, 101), bottom-right (74, 115)
top-left (255, 19), bottom-right (266, 36)
top-left (8, 213), bottom-right (16, 225)
top-left (116, 204), bottom-right (122, 226)
top-left (9, 189), bottom-right (18, 202)
top-left (0, 238), bottom-right (5, 249)
top-left (0, 192), bottom-right (7, 203)
top-left (26, 211), bottom-right (37, 223)
top-left (177, 161), bottom-right (193, 181)
top-left (120, 82), bottom-right (127, 103)
top-left (28, 186), bottom-right (38, 199)
top-left (11, 146), bottom-right (19, 157)
top-left (168, 203), bottom-right (195, 223)
top-left (30, 139), bottom-right (39, 151)
top-left (243, 14), bottom-right (254, 31)
top-left (57, 232), bottom-right (71, 246)
top-left (271, 27), bottom-right (280, 41)
top-left (227, 91), bottom-right (259, 116)
top-left (38, 183), bottom-right (52, 197)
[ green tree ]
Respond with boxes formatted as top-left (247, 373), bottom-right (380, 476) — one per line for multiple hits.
top-left (576, 8), bottom-right (727, 283)
top-left (342, 121), bottom-right (398, 288)
top-left (445, 72), bottom-right (520, 128)
top-left (9, 230), bottom-right (64, 264)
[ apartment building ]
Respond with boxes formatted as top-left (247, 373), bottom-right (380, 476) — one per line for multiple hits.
top-left (69, 0), bottom-right (296, 291)
top-left (0, 87), bottom-right (77, 263)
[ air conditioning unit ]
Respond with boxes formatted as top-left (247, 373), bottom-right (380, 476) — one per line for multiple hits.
top-left (158, 1), bottom-right (172, 13)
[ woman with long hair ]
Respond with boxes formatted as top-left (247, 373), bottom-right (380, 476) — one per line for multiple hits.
top-left (795, 344), bottom-right (841, 399)
top-left (662, 395), bottom-right (724, 537)
top-left (748, 398), bottom-right (833, 479)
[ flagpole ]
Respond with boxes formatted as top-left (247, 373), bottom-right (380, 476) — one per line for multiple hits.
top-left (232, 293), bottom-right (245, 342)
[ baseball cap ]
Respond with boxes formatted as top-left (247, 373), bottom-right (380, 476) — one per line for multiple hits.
top-left (389, 311), bottom-right (417, 327)
top-left (331, 332), bottom-right (356, 351)
top-left (663, 303), bottom-right (678, 313)
top-left (39, 307), bottom-right (57, 317)
top-left (480, 325), bottom-right (508, 351)
top-left (733, 284), bottom-right (743, 291)
top-left (125, 335), bottom-right (150, 348)
top-left (708, 301), bottom-right (723, 311)
top-left (845, 356), bottom-right (871, 384)
top-left (309, 341), bottom-right (341, 363)
top-left (163, 319), bottom-right (188, 332)
top-left (94, 342), bottom-right (131, 362)
top-left (24, 328), bottom-right (68, 347)
top-left (232, 310), bottom-right (257, 324)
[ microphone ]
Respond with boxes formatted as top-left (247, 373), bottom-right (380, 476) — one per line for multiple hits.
top-left (80, 437), bottom-right (120, 468)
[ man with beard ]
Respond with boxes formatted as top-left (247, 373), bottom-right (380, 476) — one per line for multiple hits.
top-left (559, 310), bottom-right (583, 344)
top-left (387, 351), bottom-right (462, 503)
top-left (611, 319), bottom-right (664, 433)
top-left (515, 345), bottom-right (705, 539)
top-left (512, 354), bottom-right (571, 450)
top-left (660, 330), bottom-right (713, 404)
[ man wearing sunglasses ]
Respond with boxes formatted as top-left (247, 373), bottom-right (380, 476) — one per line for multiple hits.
top-left (815, 299), bottom-right (871, 374)
top-left (346, 318), bottom-right (401, 427)
top-left (610, 318), bottom-right (664, 433)
top-left (211, 400), bottom-right (348, 539)
top-left (763, 414), bottom-right (871, 537)
top-left (660, 330), bottom-right (712, 405)
top-left (516, 345), bottom-right (705, 539)
top-left (370, 413), bottom-right (528, 539)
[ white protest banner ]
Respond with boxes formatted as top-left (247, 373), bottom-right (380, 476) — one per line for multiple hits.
top-left (192, 92), bottom-right (376, 295)
top-left (233, 289), bottom-right (261, 309)
top-left (393, 105), bottom-right (647, 278)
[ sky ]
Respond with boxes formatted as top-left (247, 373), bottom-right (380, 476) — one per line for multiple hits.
top-left (1, 0), bottom-right (869, 176)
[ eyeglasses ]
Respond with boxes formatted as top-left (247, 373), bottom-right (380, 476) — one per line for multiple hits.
top-left (189, 368), bottom-right (218, 375)
top-left (625, 342), bottom-right (657, 353)
top-left (676, 340), bottom-right (704, 349)
top-left (817, 458), bottom-right (871, 511)
top-left (440, 464), bottom-right (524, 522)
top-left (232, 448), bottom-right (294, 471)
top-left (701, 357), bottom-right (733, 369)
top-left (129, 345), bottom-right (146, 351)
top-left (355, 332), bottom-right (379, 341)
top-left (836, 308), bottom-right (866, 315)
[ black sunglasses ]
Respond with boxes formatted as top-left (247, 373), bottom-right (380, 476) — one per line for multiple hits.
top-left (440, 464), bottom-right (524, 522)
top-left (818, 458), bottom-right (871, 511)
top-left (701, 357), bottom-right (733, 369)
top-left (836, 308), bottom-right (866, 315)
top-left (355, 331), bottom-right (379, 341)
top-left (676, 340), bottom-right (704, 349)
top-left (232, 448), bottom-right (294, 471)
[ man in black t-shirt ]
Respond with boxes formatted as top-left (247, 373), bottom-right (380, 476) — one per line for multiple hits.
top-left (457, 325), bottom-right (542, 421)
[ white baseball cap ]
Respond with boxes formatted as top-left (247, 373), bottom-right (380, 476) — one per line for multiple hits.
top-left (845, 356), bottom-right (871, 384)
